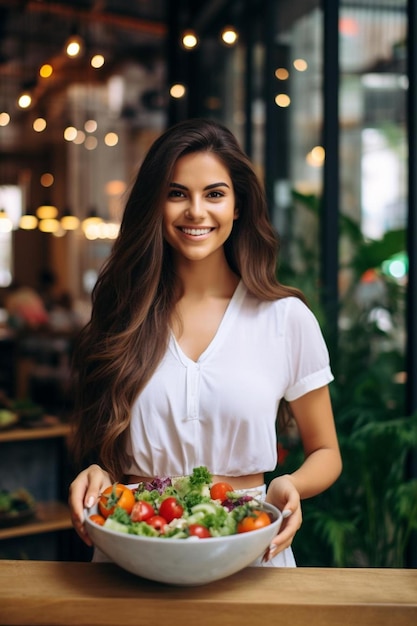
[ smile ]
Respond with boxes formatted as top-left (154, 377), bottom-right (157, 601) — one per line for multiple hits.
top-left (180, 227), bottom-right (213, 236)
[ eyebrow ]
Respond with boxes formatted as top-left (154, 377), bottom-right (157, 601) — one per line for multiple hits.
top-left (169, 181), bottom-right (230, 190)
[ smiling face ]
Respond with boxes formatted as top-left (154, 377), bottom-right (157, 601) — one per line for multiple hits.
top-left (162, 151), bottom-right (238, 265)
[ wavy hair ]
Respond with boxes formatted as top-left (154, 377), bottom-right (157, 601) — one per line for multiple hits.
top-left (70, 118), bottom-right (305, 480)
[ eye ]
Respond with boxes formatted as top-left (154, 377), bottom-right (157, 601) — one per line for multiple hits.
top-left (168, 189), bottom-right (186, 199)
top-left (207, 190), bottom-right (225, 198)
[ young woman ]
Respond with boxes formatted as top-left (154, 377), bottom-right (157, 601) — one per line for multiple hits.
top-left (68, 118), bottom-right (342, 567)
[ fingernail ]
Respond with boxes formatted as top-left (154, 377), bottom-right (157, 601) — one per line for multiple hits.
top-left (86, 496), bottom-right (94, 508)
top-left (282, 509), bottom-right (292, 518)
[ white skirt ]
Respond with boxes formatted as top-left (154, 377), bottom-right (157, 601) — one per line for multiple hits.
top-left (92, 483), bottom-right (296, 568)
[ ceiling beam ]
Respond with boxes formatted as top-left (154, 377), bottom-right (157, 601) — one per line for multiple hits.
top-left (0, 1), bottom-right (166, 37)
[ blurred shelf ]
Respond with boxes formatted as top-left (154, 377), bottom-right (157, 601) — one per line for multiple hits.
top-left (0, 420), bottom-right (73, 549)
top-left (0, 501), bottom-right (72, 540)
top-left (0, 420), bottom-right (71, 443)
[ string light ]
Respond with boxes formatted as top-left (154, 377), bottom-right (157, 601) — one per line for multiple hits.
top-left (293, 58), bottom-right (308, 72)
top-left (84, 119), bottom-right (97, 133)
top-left (18, 93), bottom-right (32, 109)
top-left (170, 84), bottom-right (186, 99)
top-left (220, 26), bottom-right (238, 46)
top-left (39, 64), bottom-right (53, 78)
top-left (104, 132), bottom-right (118, 147)
top-left (40, 172), bottom-right (54, 187)
top-left (85, 135), bottom-right (98, 150)
top-left (33, 117), bottom-right (47, 132)
top-left (65, 34), bottom-right (83, 58)
top-left (181, 30), bottom-right (198, 49)
top-left (64, 125), bottom-right (77, 141)
top-left (0, 112), bottom-right (10, 126)
top-left (91, 54), bottom-right (105, 69)
top-left (275, 94), bottom-right (291, 107)
top-left (275, 68), bottom-right (289, 80)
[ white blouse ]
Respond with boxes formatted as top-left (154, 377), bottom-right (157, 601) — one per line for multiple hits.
top-left (123, 281), bottom-right (334, 478)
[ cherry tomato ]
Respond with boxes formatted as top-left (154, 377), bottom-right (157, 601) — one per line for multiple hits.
top-left (237, 510), bottom-right (271, 533)
top-left (147, 515), bottom-right (167, 533)
top-left (89, 514), bottom-right (106, 526)
top-left (130, 500), bottom-right (155, 522)
top-left (210, 481), bottom-right (234, 502)
top-left (189, 524), bottom-right (212, 538)
top-left (98, 483), bottom-right (135, 518)
top-left (159, 497), bottom-right (184, 523)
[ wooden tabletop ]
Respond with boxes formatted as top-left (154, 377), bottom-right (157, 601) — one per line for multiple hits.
top-left (0, 560), bottom-right (416, 626)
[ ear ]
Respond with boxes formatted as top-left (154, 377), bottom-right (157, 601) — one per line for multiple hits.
top-left (233, 207), bottom-right (239, 220)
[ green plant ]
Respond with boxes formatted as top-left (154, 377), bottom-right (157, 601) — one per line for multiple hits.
top-left (270, 191), bottom-right (417, 567)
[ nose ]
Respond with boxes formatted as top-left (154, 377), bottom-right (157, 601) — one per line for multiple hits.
top-left (185, 196), bottom-right (205, 220)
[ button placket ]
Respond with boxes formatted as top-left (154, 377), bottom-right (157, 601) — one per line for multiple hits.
top-left (186, 362), bottom-right (200, 420)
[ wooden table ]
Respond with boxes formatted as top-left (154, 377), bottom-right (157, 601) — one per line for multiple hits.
top-left (0, 560), bottom-right (416, 626)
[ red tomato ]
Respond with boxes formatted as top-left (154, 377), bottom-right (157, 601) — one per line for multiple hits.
top-left (159, 497), bottom-right (184, 523)
top-left (189, 524), bottom-right (211, 538)
top-left (130, 500), bottom-right (155, 522)
top-left (98, 484), bottom-right (135, 518)
top-left (237, 510), bottom-right (271, 533)
top-left (210, 482), bottom-right (234, 502)
top-left (89, 514), bottom-right (106, 526)
top-left (147, 515), bottom-right (167, 533)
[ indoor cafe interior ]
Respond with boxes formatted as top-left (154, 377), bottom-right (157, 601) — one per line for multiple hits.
top-left (0, 0), bottom-right (416, 571)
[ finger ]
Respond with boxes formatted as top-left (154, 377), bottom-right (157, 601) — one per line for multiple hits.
top-left (262, 528), bottom-right (295, 561)
top-left (71, 514), bottom-right (93, 547)
top-left (83, 466), bottom-right (110, 508)
top-left (262, 512), bottom-right (301, 562)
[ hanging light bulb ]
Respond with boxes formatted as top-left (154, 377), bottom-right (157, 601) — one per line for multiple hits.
top-left (82, 207), bottom-right (103, 239)
top-left (0, 208), bottom-right (13, 233)
top-left (38, 218), bottom-right (60, 233)
top-left (19, 210), bottom-right (38, 230)
top-left (36, 204), bottom-right (58, 219)
top-left (61, 208), bottom-right (80, 231)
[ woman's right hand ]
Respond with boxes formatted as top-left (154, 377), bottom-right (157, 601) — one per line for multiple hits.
top-left (68, 464), bottom-right (111, 545)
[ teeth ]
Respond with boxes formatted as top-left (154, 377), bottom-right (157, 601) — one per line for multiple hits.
top-left (181, 228), bottom-right (211, 236)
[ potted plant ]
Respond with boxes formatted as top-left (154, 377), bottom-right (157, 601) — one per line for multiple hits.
top-left (270, 191), bottom-right (417, 567)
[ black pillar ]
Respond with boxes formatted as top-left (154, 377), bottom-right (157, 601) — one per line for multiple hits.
top-left (264, 0), bottom-right (278, 217)
top-left (406, 0), bottom-right (417, 568)
top-left (321, 0), bottom-right (340, 361)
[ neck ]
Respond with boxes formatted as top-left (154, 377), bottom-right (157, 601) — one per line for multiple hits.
top-left (173, 254), bottom-right (239, 297)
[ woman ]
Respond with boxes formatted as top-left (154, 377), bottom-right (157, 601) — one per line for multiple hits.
top-left (69, 118), bottom-right (342, 566)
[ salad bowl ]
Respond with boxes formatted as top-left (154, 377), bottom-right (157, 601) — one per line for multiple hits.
top-left (85, 500), bottom-right (284, 586)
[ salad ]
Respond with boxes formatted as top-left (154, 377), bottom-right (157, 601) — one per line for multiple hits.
top-left (89, 466), bottom-right (273, 539)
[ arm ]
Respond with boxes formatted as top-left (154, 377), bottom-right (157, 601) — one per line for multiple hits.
top-left (68, 464), bottom-right (112, 545)
top-left (265, 385), bottom-right (342, 557)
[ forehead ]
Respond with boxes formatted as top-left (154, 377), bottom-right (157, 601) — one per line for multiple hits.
top-left (171, 151), bottom-right (231, 180)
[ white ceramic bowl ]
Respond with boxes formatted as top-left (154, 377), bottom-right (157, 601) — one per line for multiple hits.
top-left (85, 502), bottom-right (283, 586)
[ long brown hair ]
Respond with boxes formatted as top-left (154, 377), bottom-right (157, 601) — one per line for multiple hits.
top-left (70, 118), bottom-right (305, 480)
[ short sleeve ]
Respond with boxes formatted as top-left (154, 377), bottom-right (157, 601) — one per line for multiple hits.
top-left (283, 298), bottom-right (334, 401)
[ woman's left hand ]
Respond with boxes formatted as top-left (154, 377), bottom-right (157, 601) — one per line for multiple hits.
top-left (263, 474), bottom-right (302, 561)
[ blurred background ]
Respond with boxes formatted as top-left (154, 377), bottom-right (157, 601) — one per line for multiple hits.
top-left (0, 0), bottom-right (416, 568)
